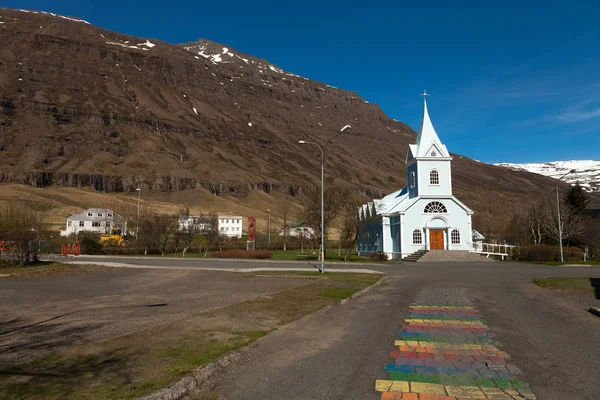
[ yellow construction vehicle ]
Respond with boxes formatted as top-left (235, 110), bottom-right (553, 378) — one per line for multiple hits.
top-left (99, 229), bottom-right (127, 247)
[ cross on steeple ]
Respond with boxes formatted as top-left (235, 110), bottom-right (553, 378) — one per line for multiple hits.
top-left (420, 90), bottom-right (429, 99)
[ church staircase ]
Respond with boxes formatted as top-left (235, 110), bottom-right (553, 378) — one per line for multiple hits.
top-left (403, 249), bottom-right (428, 262)
top-left (414, 250), bottom-right (496, 263)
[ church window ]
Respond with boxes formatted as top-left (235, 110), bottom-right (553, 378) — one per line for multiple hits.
top-left (429, 170), bottom-right (440, 185)
top-left (451, 229), bottom-right (460, 244)
top-left (431, 150), bottom-right (437, 157)
top-left (424, 201), bottom-right (447, 213)
top-left (410, 172), bottom-right (415, 188)
top-left (412, 229), bottom-right (422, 245)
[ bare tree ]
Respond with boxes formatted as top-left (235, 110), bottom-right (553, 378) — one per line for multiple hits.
top-left (543, 201), bottom-right (586, 246)
top-left (0, 202), bottom-right (46, 266)
top-left (302, 185), bottom-right (350, 242)
top-left (338, 205), bottom-right (360, 261)
top-left (526, 200), bottom-right (546, 244)
top-left (175, 209), bottom-right (211, 257)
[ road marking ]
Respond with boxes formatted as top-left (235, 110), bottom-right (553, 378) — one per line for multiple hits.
top-left (376, 302), bottom-right (537, 399)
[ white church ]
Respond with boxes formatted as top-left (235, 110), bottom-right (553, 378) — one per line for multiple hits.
top-left (357, 94), bottom-right (473, 260)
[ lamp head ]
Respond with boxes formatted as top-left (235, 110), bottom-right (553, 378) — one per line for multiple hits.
top-left (298, 140), bottom-right (307, 144)
top-left (340, 124), bottom-right (352, 132)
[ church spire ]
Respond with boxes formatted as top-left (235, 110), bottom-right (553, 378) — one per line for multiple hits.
top-left (414, 91), bottom-right (449, 157)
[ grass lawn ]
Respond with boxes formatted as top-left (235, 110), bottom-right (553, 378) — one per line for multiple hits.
top-left (0, 262), bottom-right (110, 277)
top-left (0, 271), bottom-right (383, 400)
top-left (533, 277), bottom-right (599, 294)
top-left (533, 261), bottom-right (600, 266)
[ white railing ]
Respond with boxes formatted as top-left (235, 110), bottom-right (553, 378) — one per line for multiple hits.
top-left (469, 242), bottom-right (516, 260)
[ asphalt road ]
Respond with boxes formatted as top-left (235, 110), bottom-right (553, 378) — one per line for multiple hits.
top-left (44, 256), bottom-right (600, 399)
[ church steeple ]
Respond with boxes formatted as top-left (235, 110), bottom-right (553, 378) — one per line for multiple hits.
top-left (414, 92), bottom-right (450, 158)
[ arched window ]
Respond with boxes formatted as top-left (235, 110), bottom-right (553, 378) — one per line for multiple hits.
top-left (424, 201), bottom-right (447, 213)
top-left (410, 171), bottom-right (415, 188)
top-left (429, 170), bottom-right (440, 185)
top-left (431, 150), bottom-right (437, 157)
top-left (412, 229), bottom-right (422, 244)
top-left (451, 229), bottom-right (460, 244)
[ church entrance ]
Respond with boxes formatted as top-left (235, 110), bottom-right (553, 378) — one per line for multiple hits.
top-left (429, 230), bottom-right (444, 250)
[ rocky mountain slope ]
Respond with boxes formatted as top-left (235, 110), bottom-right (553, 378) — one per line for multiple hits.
top-left (1, 8), bottom-right (597, 229)
top-left (495, 160), bottom-right (600, 192)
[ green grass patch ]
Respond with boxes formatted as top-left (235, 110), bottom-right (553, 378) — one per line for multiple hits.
top-left (0, 262), bottom-right (92, 277)
top-left (532, 260), bottom-right (600, 266)
top-left (317, 287), bottom-right (360, 301)
top-left (533, 277), bottom-right (596, 293)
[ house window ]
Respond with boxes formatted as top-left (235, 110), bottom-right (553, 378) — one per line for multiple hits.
top-left (412, 229), bottom-right (422, 245)
top-left (451, 229), bottom-right (460, 244)
top-left (108, 213), bottom-right (112, 217)
top-left (79, 221), bottom-right (84, 227)
top-left (431, 150), bottom-right (437, 157)
top-left (429, 170), bottom-right (440, 185)
top-left (410, 171), bottom-right (415, 188)
top-left (68, 221), bottom-right (72, 226)
top-left (220, 227), bottom-right (224, 231)
top-left (98, 213), bottom-right (103, 217)
top-left (424, 201), bottom-right (447, 213)
top-left (87, 213), bottom-right (92, 217)
top-left (92, 221), bottom-right (100, 227)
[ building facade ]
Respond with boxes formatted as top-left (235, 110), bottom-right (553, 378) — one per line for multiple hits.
top-left (358, 96), bottom-right (473, 260)
top-left (61, 208), bottom-right (126, 236)
top-left (218, 216), bottom-right (243, 238)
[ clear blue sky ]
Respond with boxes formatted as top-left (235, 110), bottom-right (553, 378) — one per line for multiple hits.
top-left (5, 0), bottom-right (600, 163)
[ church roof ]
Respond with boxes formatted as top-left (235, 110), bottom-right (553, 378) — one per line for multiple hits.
top-left (413, 98), bottom-right (450, 158)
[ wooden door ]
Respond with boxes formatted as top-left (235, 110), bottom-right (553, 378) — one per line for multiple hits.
top-left (429, 230), bottom-right (444, 250)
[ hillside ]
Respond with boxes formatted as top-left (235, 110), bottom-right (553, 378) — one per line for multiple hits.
top-left (1, 8), bottom-right (597, 235)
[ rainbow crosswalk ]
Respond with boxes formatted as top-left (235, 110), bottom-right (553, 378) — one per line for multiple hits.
top-left (375, 305), bottom-right (537, 400)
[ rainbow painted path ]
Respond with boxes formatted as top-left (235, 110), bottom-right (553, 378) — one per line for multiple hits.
top-left (375, 303), bottom-right (537, 400)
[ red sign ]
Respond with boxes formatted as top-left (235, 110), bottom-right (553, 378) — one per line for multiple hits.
top-left (0, 241), bottom-right (18, 251)
top-left (248, 216), bottom-right (256, 241)
top-left (61, 244), bottom-right (81, 255)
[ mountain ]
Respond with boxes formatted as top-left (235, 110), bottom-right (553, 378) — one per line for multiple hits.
top-left (494, 160), bottom-right (600, 192)
top-left (2, 8), bottom-right (598, 232)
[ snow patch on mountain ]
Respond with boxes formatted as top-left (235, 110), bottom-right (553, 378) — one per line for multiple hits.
top-left (17, 9), bottom-right (90, 24)
top-left (494, 160), bottom-right (600, 192)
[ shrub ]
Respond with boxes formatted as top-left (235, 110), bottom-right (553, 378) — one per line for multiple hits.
top-left (79, 233), bottom-right (104, 255)
top-left (212, 250), bottom-right (272, 259)
top-left (370, 251), bottom-right (385, 262)
top-left (512, 244), bottom-right (586, 262)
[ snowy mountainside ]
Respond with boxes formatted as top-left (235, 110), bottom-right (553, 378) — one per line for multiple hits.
top-left (494, 160), bottom-right (600, 192)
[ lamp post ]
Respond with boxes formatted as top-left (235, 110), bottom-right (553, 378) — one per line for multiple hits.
top-left (136, 187), bottom-right (141, 241)
top-left (299, 124), bottom-right (352, 273)
top-left (556, 169), bottom-right (576, 262)
top-left (267, 208), bottom-right (271, 244)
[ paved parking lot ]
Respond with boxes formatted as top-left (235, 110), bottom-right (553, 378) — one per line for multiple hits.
top-left (0, 267), bottom-right (309, 367)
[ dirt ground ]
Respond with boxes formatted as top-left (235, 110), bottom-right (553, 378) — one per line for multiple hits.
top-left (0, 266), bottom-right (311, 367)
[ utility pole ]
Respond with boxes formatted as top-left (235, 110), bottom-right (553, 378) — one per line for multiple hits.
top-left (267, 209), bottom-right (271, 244)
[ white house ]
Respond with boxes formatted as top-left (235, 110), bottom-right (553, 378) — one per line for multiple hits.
top-left (218, 216), bottom-right (243, 238)
top-left (357, 95), bottom-right (473, 260)
top-left (178, 215), bottom-right (211, 232)
top-left (279, 221), bottom-right (315, 238)
top-left (61, 208), bottom-right (127, 237)
top-left (178, 215), bottom-right (243, 238)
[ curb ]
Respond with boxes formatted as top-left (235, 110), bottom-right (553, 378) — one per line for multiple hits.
top-left (588, 307), bottom-right (600, 318)
top-left (340, 274), bottom-right (388, 305)
top-left (136, 274), bottom-right (388, 400)
top-left (137, 352), bottom-right (240, 400)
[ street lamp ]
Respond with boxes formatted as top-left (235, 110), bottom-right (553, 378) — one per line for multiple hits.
top-left (267, 208), bottom-right (271, 244)
top-left (136, 187), bottom-right (141, 240)
top-left (556, 169), bottom-right (576, 262)
top-left (299, 124), bottom-right (352, 273)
